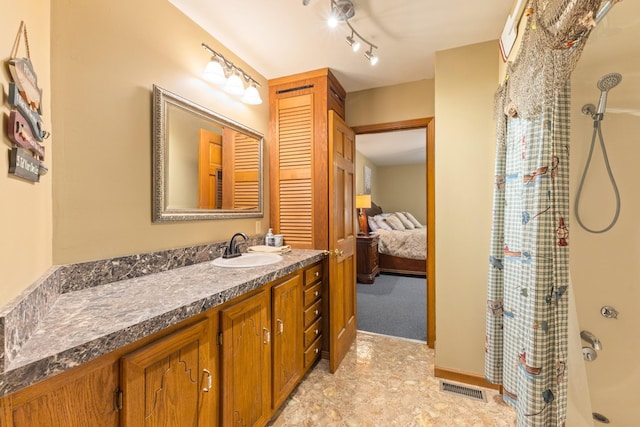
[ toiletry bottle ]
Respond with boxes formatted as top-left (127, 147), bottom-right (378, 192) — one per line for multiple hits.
top-left (265, 228), bottom-right (275, 247)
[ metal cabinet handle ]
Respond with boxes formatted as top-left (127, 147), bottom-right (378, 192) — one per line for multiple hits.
top-left (314, 291), bottom-right (319, 297)
top-left (276, 318), bottom-right (284, 334)
top-left (314, 271), bottom-right (320, 277)
top-left (263, 327), bottom-right (271, 344)
top-left (314, 348), bottom-right (319, 354)
top-left (202, 369), bottom-right (212, 392)
top-left (314, 329), bottom-right (319, 335)
top-left (314, 309), bottom-right (319, 316)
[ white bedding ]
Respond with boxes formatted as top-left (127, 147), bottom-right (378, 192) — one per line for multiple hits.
top-left (374, 227), bottom-right (426, 260)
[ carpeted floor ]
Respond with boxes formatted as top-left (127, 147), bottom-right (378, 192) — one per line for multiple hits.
top-left (356, 273), bottom-right (427, 341)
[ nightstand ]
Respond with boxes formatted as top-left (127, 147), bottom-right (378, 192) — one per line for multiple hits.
top-left (356, 234), bottom-right (380, 284)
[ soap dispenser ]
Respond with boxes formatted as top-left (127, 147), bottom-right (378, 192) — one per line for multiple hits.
top-left (265, 228), bottom-right (275, 246)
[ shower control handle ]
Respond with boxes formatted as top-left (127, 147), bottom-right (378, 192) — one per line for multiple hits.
top-left (600, 306), bottom-right (619, 319)
top-left (581, 330), bottom-right (602, 351)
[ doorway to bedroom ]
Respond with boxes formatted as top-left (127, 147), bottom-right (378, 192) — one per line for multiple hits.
top-left (352, 118), bottom-right (435, 347)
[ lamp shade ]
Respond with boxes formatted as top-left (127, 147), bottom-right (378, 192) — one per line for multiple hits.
top-left (242, 83), bottom-right (262, 105)
top-left (224, 72), bottom-right (245, 96)
top-left (355, 194), bottom-right (371, 209)
top-left (203, 59), bottom-right (226, 85)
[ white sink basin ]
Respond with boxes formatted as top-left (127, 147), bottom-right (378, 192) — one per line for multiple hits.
top-left (212, 252), bottom-right (283, 268)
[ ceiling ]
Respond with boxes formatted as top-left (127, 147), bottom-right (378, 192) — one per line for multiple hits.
top-left (356, 129), bottom-right (426, 165)
top-left (170, 0), bottom-right (514, 93)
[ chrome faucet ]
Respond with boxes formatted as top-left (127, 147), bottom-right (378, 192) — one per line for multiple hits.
top-left (580, 330), bottom-right (602, 351)
top-left (223, 232), bottom-right (249, 259)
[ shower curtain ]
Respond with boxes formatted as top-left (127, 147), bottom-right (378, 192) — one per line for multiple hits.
top-left (485, 84), bottom-right (570, 426)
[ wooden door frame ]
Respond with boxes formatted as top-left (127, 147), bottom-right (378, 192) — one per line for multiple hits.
top-left (351, 118), bottom-right (436, 349)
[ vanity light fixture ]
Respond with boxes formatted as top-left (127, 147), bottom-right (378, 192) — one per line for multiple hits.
top-left (201, 43), bottom-right (263, 105)
top-left (322, 0), bottom-right (379, 65)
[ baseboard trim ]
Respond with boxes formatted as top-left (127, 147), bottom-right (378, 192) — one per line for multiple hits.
top-left (434, 366), bottom-right (501, 391)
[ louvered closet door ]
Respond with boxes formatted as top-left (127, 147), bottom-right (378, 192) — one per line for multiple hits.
top-left (274, 94), bottom-right (314, 248)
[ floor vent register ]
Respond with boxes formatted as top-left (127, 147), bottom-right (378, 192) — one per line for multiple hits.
top-left (439, 381), bottom-right (487, 402)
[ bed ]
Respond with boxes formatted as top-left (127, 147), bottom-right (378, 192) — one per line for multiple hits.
top-left (363, 202), bottom-right (427, 277)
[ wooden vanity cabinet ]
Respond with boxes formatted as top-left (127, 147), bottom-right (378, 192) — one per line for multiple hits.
top-left (0, 260), bottom-right (325, 427)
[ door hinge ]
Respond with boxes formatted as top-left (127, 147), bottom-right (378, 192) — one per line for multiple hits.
top-left (217, 331), bottom-right (223, 345)
top-left (114, 387), bottom-right (123, 411)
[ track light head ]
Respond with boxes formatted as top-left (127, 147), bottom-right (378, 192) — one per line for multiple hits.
top-left (345, 32), bottom-right (361, 52)
top-left (364, 47), bottom-right (378, 66)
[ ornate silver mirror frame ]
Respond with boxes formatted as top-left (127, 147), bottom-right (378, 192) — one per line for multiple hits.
top-left (152, 85), bottom-right (264, 222)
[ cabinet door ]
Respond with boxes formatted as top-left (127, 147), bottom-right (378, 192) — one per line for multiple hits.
top-left (220, 290), bottom-right (271, 427)
top-left (6, 361), bottom-right (119, 427)
top-left (120, 319), bottom-right (213, 427)
top-left (271, 93), bottom-right (315, 248)
top-left (272, 274), bottom-right (302, 409)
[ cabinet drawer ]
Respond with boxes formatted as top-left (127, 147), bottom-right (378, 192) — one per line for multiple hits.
top-left (304, 263), bottom-right (323, 286)
top-left (304, 317), bottom-right (323, 348)
top-left (303, 282), bottom-right (322, 308)
top-left (304, 336), bottom-right (322, 369)
top-left (303, 300), bottom-right (322, 328)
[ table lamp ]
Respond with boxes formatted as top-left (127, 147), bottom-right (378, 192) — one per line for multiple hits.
top-left (355, 194), bottom-right (372, 235)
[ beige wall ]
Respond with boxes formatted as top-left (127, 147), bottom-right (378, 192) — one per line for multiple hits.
top-left (349, 79), bottom-right (433, 232)
top-left (570, 2), bottom-right (640, 424)
top-left (346, 79), bottom-right (434, 127)
top-left (434, 41), bottom-right (499, 374)
top-left (50, 0), bottom-right (269, 265)
top-left (1, 2), bottom-right (52, 307)
top-left (354, 150), bottom-right (378, 201)
top-left (377, 164), bottom-right (427, 224)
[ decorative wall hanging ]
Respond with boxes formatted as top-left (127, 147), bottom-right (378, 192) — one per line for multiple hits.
top-left (6, 21), bottom-right (50, 182)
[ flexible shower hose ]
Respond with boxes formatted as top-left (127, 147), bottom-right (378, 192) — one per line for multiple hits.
top-left (574, 119), bottom-right (621, 233)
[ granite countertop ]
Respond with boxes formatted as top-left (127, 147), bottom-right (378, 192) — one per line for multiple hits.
top-left (0, 249), bottom-right (325, 397)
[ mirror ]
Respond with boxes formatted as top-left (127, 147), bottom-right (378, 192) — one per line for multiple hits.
top-left (152, 85), bottom-right (264, 222)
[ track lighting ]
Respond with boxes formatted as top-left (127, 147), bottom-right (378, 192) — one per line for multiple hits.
top-left (325, 0), bottom-right (379, 65)
top-left (201, 43), bottom-right (263, 105)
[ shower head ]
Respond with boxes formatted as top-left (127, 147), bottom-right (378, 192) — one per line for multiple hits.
top-left (597, 73), bottom-right (622, 92)
top-left (596, 72), bottom-right (622, 116)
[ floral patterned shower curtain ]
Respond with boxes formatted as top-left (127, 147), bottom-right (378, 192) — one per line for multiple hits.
top-left (485, 84), bottom-right (570, 426)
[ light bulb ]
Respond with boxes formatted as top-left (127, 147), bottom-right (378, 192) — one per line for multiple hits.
top-left (328, 15), bottom-right (338, 28)
top-left (352, 40), bottom-right (361, 52)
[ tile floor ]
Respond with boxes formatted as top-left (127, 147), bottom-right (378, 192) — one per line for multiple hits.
top-left (269, 331), bottom-right (516, 427)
